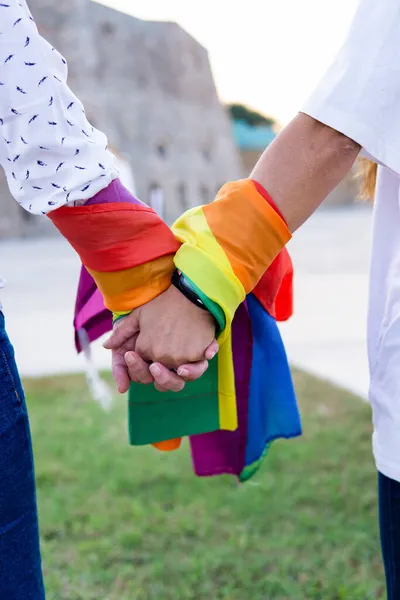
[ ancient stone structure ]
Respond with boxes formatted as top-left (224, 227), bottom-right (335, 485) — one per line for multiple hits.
top-left (0, 0), bottom-right (242, 237)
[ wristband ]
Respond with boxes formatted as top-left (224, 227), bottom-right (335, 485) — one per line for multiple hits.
top-left (171, 269), bottom-right (208, 311)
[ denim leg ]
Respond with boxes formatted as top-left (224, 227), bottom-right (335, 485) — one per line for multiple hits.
top-left (0, 313), bottom-right (45, 599)
top-left (378, 471), bottom-right (400, 599)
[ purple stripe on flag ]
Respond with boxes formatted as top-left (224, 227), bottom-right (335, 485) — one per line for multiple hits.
top-left (189, 302), bottom-right (253, 478)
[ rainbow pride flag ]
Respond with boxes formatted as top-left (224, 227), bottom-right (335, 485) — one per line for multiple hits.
top-left (73, 248), bottom-right (300, 481)
top-left (50, 178), bottom-right (302, 481)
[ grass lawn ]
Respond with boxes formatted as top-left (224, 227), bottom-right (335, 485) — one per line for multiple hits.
top-left (25, 369), bottom-right (385, 600)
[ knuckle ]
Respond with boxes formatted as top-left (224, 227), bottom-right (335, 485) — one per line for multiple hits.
top-left (169, 358), bottom-right (182, 371)
top-left (186, 350), bottom-right (202, 364)
top-left (136, 339), bottom-right (151, 363)
top-left (157, 353), bottom-right (176, 371)
top-left (141, 340), bottom-right (161, 364)
top-left (152, 343), bottom-right (164, 362)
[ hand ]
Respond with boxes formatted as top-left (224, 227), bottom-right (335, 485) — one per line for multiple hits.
top-left (104, 285), bottom-right (218, 393)
top-left (109, 317), bottom-right (143, 394)
top-left (110, 332), bottom-right (214, 394)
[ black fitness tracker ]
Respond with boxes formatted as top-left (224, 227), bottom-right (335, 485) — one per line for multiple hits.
top-left (171, 269), bottom-right (208, 311)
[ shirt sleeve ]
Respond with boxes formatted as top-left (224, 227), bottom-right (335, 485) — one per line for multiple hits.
top-left (0, 0), bottom-right (119, 215)
top-left (302, 0), bottom-right (400, 175)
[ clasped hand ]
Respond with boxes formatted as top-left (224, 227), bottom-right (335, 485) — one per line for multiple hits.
top-left (104, 285), bottom-right (218, 393)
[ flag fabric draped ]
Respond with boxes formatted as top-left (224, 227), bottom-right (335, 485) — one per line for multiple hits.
top-left (49, 178), bottom-right (301, 482)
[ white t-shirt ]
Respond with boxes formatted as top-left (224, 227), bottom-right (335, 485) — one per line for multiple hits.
top-left (302, 0), bottom-right (400, 481)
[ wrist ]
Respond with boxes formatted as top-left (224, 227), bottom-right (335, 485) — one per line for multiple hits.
top-left (171, 268), bottom-right (208, 311)
top-left (173, 242), bottom-right (244, 342)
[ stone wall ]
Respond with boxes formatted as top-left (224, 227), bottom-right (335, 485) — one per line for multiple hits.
top-left (0, 0), bottom-right (242, 236)
top-left (88, 2), bottom-right (242, 223)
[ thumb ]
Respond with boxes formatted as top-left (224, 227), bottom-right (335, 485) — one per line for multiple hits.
top-left (103, 310), bottom-right (140, 350)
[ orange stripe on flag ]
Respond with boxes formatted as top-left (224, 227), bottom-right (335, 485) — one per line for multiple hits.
top-left (87, 255), bottom-right (175, 312)
top-left (202, 180), bottom-right (291, 293)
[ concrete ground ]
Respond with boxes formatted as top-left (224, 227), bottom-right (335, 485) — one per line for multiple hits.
top-left (0, 204), bottom-right (373, 398)
top-left (280, 204), bottom-right (372, 399)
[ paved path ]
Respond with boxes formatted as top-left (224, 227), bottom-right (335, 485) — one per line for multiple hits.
top-left (0, 204), bottom-right (373, 397)
top-left (280, 205), bottom-right (372, 398)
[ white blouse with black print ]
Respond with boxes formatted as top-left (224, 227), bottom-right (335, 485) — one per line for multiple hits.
top-left (0, 0), bottom-right (119, 215)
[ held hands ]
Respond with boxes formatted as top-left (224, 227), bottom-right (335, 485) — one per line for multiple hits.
top-left (104, 285), bottom-right (218, 393)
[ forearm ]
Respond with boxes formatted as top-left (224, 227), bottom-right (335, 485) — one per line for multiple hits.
top-left (251, 113), bottom-right (361, 231)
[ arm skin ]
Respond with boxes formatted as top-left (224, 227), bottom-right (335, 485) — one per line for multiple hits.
top-left (251, 113), bottom-right (361, 232)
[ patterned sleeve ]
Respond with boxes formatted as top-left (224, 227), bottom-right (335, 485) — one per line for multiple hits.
top-left (0, 0), bottom-right (119, 215)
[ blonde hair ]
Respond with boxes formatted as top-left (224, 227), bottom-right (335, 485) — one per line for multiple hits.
top-left (358, 158), bottom-right (377, 201)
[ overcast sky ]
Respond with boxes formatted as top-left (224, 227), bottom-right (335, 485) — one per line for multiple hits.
top-left (94, 0), bottom-right (359, 124)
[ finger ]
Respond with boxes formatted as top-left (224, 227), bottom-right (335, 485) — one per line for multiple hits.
top-left (149, 363), bottom-right (185, 392)
top-left (112, 362), bottom-right (131, 394)
top-left (103, 312), bottom-right (140, 349)
top-left (176, 360), bottom-right (209, 382)
top-left (153, 382), bottom-right (169, 393)
top-left (204, 340), bottom-right (219, 360)
top-left (125, 351), bottom-right (154, 385)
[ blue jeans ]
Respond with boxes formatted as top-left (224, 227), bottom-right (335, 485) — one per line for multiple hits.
top-left (0, 313), bottom-right (45, 598)
top-left (379, 471), bottom-right (400, 598)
